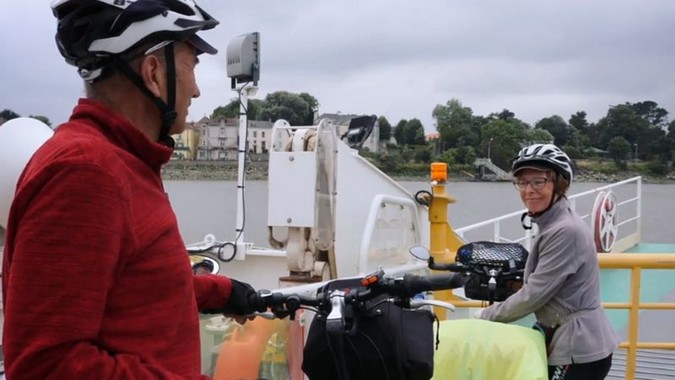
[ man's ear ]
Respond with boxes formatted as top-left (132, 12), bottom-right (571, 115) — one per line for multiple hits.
top-left (138, 54), bottom-right (165, 98)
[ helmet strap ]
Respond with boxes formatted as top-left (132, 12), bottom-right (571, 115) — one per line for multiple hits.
top-left (160, 45), bottom-right (177, 147)
top-left (520, 212), bottom-right (533, 230)
top-left (113, 44), bottom-right (178, 148)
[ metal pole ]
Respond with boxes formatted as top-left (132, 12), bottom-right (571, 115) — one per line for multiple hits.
top-left (488, 138), bottom-right (493, 160)
top-left (235, 84), bottom-right (258, 256)
top-left (634, 143), bottom-right (638, 162)
top-left (428, 163), bottom-right (464, 320)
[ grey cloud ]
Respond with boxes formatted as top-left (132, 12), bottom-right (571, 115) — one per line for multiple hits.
top-left (2, 0), bottom-right (674, 130)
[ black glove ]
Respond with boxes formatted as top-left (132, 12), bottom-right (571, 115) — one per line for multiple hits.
top-left (220, 279), bottom-right (266, 316)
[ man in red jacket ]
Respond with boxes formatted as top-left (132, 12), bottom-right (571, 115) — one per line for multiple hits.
top-left (2, 1), bottom-right (264, 378)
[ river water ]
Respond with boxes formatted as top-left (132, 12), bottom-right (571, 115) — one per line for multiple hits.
top-left (165, 180), bottom-right (675, 246)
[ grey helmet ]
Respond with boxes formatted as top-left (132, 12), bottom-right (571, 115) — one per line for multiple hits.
top-left (512, 143), bottom-right (574, 183)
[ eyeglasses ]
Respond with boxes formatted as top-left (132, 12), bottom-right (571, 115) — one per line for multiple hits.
top-left (513, 178), bottom-right (551, 191)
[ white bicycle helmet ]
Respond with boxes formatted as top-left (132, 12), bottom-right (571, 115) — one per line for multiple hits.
top-left (51, 0), bottom-right (219, 146)
top-left (52, 0), bottom-right (218, 82)
top-left (512, 143), bottom-right (574, 183)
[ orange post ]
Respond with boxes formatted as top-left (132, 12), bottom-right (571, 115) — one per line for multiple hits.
top-left (428, 162), bottom-right (465, 319)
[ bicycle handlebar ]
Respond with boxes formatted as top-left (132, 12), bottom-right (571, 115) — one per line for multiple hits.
top-left (255, 270), bottom-right (464, 380)
top-left (395, 272), bottom-right (465, 295)
top-left (258, 270), bottom-right (464, 319)
top-left (427, 256), bottom-right (466, 272)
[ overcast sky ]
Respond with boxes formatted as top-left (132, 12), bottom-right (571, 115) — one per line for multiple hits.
top-left (1, 0), bottom-right (674, 132)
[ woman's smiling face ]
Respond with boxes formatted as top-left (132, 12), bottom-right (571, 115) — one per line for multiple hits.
top-left (514, 168), bottom-right (555, 214)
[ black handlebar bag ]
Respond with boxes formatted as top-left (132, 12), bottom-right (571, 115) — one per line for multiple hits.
top-left (302, 277), bottom-right (435, 380)
top-left (456, 241), bottom-right (528, 302)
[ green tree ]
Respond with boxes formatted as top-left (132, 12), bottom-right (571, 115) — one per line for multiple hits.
top-left (258, 91), bottom-right (316, 126)
top-left (378, 116), bottom-right (392, 142)
top-left (378, 154), bottom-right (402, 173)
top-left (406, 119), bottom-right (426, 145)
top-left (455, 145), bottom-right (477, 165)
top-left (564, 126), bottom-right (589, 155)
top-left (481, 119), bottom-right (528, 169)
top-left (496, 109), bottom-right (515, 121)
top-left (526, 128), bottom-right (555, 145)
top-left (393, 119), bottom-right (425, 146)
top-left (413, 145), bottom-right (433, 163)
top-left (212, 98), bottom-right (264, 120)
top-left (393, 119), bottom-right (407, 145)
top-left (569, 111), bottom-right (589, 132)
top-left (667, 121), bottom-right (675, 167)
top-left (29, 115), bottom-right (52, 127)
top-left (607, 136), bottom-right (631, 166)
top-left (298, 93), bottom-right (320, 123)
top-left (626, 100), bottom-right (668, 129)
top-left (432, 99), bottom-right (479, 150)
top-left (211, 100), bottom-right (239, 119)
top-left (595, 104), bottom-right (672, 162)
top-left (535, 115), bottom-right (569, 147)
top-left (0, 109), bottom-right (20, 121)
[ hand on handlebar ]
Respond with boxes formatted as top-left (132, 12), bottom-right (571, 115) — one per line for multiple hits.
top-left (210, 279), bottom-right (267, 318)
top-left (227, 279), bottom-right (267, 314)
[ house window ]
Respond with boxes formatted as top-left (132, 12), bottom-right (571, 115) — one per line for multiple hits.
top-left (253, 131), bottom-right (257, 138)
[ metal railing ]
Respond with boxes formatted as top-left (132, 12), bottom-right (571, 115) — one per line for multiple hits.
top-left (599, 254), bottom-right (675, 380)
top-left (454, 176), bottom-right (643, 252)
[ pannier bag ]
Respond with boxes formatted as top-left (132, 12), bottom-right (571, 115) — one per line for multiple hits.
top-left (302, 277), bottom-right (435, 380)
top-left (456, 241), bottom-right (528, 302)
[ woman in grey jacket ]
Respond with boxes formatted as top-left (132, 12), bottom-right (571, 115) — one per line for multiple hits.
top-left (475, 143), bottom-right (620, 380)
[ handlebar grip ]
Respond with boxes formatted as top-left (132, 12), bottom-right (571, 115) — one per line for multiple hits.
top-left (402, 273), bottom-right (465, 295)
top-left (429, 262), bottom-right (465, 272)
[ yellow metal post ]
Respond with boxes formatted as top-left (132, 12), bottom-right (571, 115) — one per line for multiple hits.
top-left (428, 163), bottom-right (466, 319)
top-left (625, 267), bottom-right (641, 380)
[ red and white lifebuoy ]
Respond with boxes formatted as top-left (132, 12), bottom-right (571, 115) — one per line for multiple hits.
top-left (591, 191), bottom-right (618, 252)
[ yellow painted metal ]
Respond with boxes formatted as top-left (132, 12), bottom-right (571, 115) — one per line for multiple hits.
top-left (598, 254), bottom-right (675, 380)
top-left (625, 268), bottom-right (641, 380)
top-left (619, 342), bottom-right (675, 349)
top-left (448, 300), bottom-right (490, 308)
top-left (604, 302), bottom-right (675, 310)
top-left (428, 163), bottom-right (465, 319)
top-left (598, 254), bottom-right (675, 268)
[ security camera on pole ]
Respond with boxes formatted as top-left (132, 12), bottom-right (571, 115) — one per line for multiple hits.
top-left (224, 32), bottom-right (260, 261)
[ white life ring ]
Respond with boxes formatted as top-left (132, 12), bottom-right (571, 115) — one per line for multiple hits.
top-left (0, 117), bottom-right (53, 229)
top-left (591, 191), bottom-right (618, 252)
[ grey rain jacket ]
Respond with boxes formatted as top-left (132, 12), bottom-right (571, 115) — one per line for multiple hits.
top-left (480, 198), bottom-right (620, 366)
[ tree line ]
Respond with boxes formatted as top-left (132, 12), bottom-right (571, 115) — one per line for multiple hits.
top-left (4, 93), bottom-right (674, 175)
top-left (210, 92), bottom-right (674, 174)
top-left (426, 99), bottom-right (674, 174)
top-left (0, 109), bottom-right (52, 127)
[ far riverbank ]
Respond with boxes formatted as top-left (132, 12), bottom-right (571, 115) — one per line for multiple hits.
top-left (161, 160), bottom-right (675, 183)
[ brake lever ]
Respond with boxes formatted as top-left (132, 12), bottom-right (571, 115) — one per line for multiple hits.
top-left (409, 299), bottom-right (456, 312)
top-left (250, 311), bottom-right (276, 320)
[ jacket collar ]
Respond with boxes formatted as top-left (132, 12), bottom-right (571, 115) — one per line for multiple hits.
top-left (531, 197), bottom-right (570, 228)
top-left (69, 98), bottom-right (173, 170)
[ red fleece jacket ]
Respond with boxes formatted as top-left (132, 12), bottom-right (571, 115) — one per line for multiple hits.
top-left (2, 99), bottom-right (233, 379)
